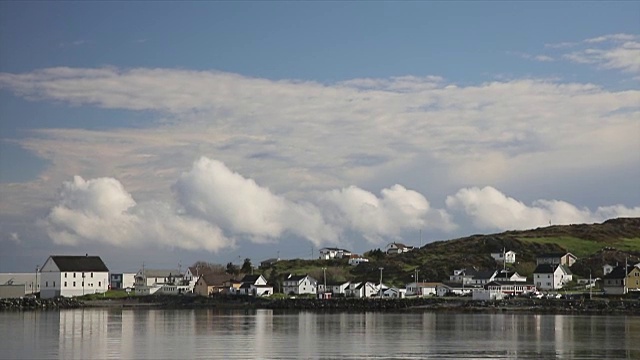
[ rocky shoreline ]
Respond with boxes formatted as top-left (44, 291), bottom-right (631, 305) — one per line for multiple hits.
top-left (2, 295), bottom-right (639, 314)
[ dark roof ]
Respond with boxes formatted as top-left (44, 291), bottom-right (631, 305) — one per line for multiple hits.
top-left (474, 270), bottom-right (497, 280)
top-left (603, 265), bottom-right (635, 279)
top-left (287, 274), bottom-right (309, 282)
top-left (200, 273), bottom-right (233, 286)
top-left (485, 281), bottom-right (535, 287)
top-left (533, 264), bottom-right (558, 274)
top-left (240, 274), bottom-right (261, 284)
top-left (50, 256), bottom-right (109, 272)
top-left (537, 252), bottom-right (576, 259)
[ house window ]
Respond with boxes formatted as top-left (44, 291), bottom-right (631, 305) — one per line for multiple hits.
top-left (73, 273), bottom-right (76, 278)
top-left (65, 273), bottom-right (67, 278)
top-left (53, 281), bottom-right (56, 287)
top-left (82, 282), bottom-right (84, 287)
top-left (45, 281), bottom-right (48, 287)
top-left (91, 273), bottom-right (94, 278)
top-left (64, 282), bottom-right (67, 287)
top-left (98, 281), bottom-right (101, 287)
top-left (73, 281), bottom-right (76, 287)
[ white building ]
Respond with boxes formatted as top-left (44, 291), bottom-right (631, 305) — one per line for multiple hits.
top-left (319, 248), bottom-right (352, 260)
top-left (134, 269), bottom-right (186, 295)
top-left (283, 274), bottom-right (317, 295)
top-left (385, 242), bottom-right (414, 254)
top-left (345, 281), bottom-right (379, 298)
top-left (238, 274), bottom-right (272, 296)
top-left (533, 264), bottom-right (572, 290)
top-left (40, 255), bottom-right (110, 299)
top-left (348, 256), bottom-right (369, 266)
top-left (491, 250), bottom-right (516, 264)
top-left (405, 282), bottom-right (440, 296)
top-left (0, 273), bottom-right (40, 296)
top-left (318, 281), bottom-right (350, 295)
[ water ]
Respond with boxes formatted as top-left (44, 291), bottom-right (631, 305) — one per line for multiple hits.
top-left (1, 309), bottom-right (638, 359)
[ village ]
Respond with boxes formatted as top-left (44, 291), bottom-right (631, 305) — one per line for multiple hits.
top-left (2, 241), bottom-right (639, 302)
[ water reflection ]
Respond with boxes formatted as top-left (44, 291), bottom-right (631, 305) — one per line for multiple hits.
top-left (0, 309), bottom-right (638, 359)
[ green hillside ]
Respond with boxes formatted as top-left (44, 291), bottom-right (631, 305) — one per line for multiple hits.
top-left (256, 217), bottom-right (640, 289)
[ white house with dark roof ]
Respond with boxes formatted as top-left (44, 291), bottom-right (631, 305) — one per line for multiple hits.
top-left (536, 252), bottom-right (577, 267)
top-left (237, 274), bottom-right (272, 296)
top-left (345, 281), bottom-right (379, 298)
top-left (533, 264), bottom-right (572, 290)
top-left (39, 255), bottom-right (109, 299)
top-left (283, 274), bottom-right (317, 295)
top-left (319, 248), bottom-right (352, 260)
top-left (134, 268), bottom-right (189, 295)
top-left (385, 242), bottom-right (414, 254)
top-left (491, 250), bottom-right (516, 264)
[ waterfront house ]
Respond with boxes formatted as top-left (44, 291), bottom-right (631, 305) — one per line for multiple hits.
top-left (134, 269), bottom-right (189, 295)
top-left (494, 270), bottom-right (527, 282)
top-left (536, 252), bottom-right (577, 267)
top-left (319, 248), bottom-right (352, 260)
top-left (385, 242), bottom-right (414, 254)
top-left (436, 282), bottom-right (478, 297)
top-left (533, 264), bottom-right (572, 290)
top-left (383, 287), bottom-right (406, 298)
top-left (194, 273), bottom-right (236, 296)
top-left (318, 281), bottom-right (350, 296)
top-left (345, 281), bottom-right (379, 298)
top-left (406, 282), bottom-right (441, 296)
top-left (472, 280), bottom-right (536, 300)
top-left (40, 255), bottom-right (109, 299)
top-left (449, 268), bottom-right (478, 284)
top-left (602, 264), bottom-right (640, 295)
top-left (238, 274), bottom-right (272, 296)
top-left (283, 274), bottom-right (317, 295)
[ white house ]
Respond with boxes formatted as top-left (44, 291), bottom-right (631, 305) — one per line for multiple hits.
top-left (238, 274), bottom-right (272, 296)
top-left (348, 256), bottom-right (369, 266)
top-left (319, 248), bottom-right (352, 260)
top-left (436, 282), bottom-right (478, 297)
top-left (318, 281), bottom-right (350, 296)
top-left (134, 269), bottom-right (186, 295)
top-left (406, 282), bottom-right (441, 296)
top-left (603, 264), bottom-right (614, 276)
top-left (491, 250), bottom-right (516, 264)
top-left (533, 264), bottom-right (572, 290)
top-left (40, 255), bottom-right (110, 299)
top-left (383, 287), bottom-right (406, 298)
top-left (283, 274), bottom-right (317, 295)
top-left (385, 242), bottom-right (414, 254)
top-left (345, 281), bottom-right (379, 298)
top-left (494, 270), bottom-right (527, 282)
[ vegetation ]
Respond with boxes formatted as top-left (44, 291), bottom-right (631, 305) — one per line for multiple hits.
top-left (195, 217), bottom-right (640, 288)
top-left (77, 290), bottom-right (131, 300)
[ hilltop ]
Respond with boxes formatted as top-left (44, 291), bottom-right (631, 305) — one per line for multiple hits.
top-left (258, 217), bottom-right (640, 288)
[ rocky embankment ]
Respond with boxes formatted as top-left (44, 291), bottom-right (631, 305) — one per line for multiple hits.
top-left (0, 297), bottom-right (83, 311)
top-left (262, 297), bottom-right (640, 314)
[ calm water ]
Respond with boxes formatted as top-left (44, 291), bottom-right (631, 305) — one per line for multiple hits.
top-left (0, 308), bottom-right (638, 359)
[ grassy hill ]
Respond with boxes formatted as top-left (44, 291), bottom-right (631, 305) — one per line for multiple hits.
top-left (257, 217), bottom-right (640, 289)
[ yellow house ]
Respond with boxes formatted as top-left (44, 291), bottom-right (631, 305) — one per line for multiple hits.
top-left (194, 273), bottom-right (237, 296)
top-left (627, 265), bottom-right (640, 291)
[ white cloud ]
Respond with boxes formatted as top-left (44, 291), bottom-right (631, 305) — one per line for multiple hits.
top-left (318, 184), bottom-right (455, 243)
top-left (42, 175), bottom-right (232, 252)
top-left (173, 157), bottom-right (338, 246)
top-left (552, 33), bottom-right (640, 74)
top-left (446, 186), bottom-right (640, 231)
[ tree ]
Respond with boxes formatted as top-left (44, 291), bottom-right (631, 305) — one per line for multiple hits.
top-left (226, 262), bottom-right (239, 276)
top-left (241, 258), bottom-right (253, 274)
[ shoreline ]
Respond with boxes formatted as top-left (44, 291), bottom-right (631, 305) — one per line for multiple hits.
top-left (3, 295), bottom-right (639, 315)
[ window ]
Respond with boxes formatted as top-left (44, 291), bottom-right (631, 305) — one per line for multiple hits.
top-left (91, 273), bottom-right (93, 278)
top-left (64, 282), bottom-right (67, 287)
top-left (65, 273), bottom-right (67, 278)
top-left (98, 281), bottom-right (101, 287)
top-left (82, 282), bottom-right (84, 287)
top-left (73, 281), bottom-right (76, 287)
top-left (53, 281), bottom-right (56, 287)
top-left (73, 273), bottom-right (76, 278)
top-left (45, 281), bottom-right (48, 287)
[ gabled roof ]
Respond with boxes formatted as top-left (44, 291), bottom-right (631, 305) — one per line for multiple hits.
top-left (240, 274), bottom-right (262, 284)
top-left (319, 247), bottom-right (350, 252)
top-left (474, 270), bottom-right (497, 280)
top-left (139, 269), bottom-right (182, 278)
top-left (533, 264), bottom-right (569, 274)
top-left (200, 273), bottom-right (234, 286)
top-left (537, 252), bottom-right (576, 259)
top-left (286, 274), bottom-right (309, 282)
top-left (485, 281), bottom-right (535, 287)
top-left (49, 256), bottom-right (109, 272)
top-left (388, 242), bottom-right (413, 249)
top-left (603, 265), bottom-right (636, 279)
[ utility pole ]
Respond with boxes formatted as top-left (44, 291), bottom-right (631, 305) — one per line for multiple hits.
top-left (379, 267), bottom-right (384, 299)
top-left (322, 267), bottom-right (327, 299)
top-left (589, 270), bottom-right (592, 300)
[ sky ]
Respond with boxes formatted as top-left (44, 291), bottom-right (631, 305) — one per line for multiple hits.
top-left (0, 2), bottom-right (639, 272)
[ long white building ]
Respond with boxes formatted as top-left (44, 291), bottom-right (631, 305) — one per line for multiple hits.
top-left (40, 255), bottom-right (110, 299)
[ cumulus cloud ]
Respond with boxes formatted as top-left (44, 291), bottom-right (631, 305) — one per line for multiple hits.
top-left (173, 157), bottom-right (338, 246)
top-left (318, 184), bottom-right (455, 243)
top-left (446, 186), bottom-right (640, 231)
top-left (42, 176), bottom-right (232, 252)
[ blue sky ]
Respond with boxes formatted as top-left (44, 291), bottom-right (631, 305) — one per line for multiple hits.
top-left (1, 2), bottom-right (639, 272)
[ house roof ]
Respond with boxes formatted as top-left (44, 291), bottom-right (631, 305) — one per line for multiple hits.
top-left (240, 274), bottom-right (262, 284)
top-left (485, 281), bottom-right (535, 287)
top-left (533, 264), bottom-right (571, 275)
top-left (49, 256), bottom-right (109, 272)
top-left (139, 269), bottom-right (182, 278)
top-left (326, 281), bottom-right (350, 286)
top-left (200, 273), bottom-right (234, 286)
top-left (603, 265), bottom-right (636, 279)
top-left (388, 242), bottom-right (413, 249)
top-left (537, 252), bottom-right (576, 259)
top-left (474, 270), bottom-right (497, 280)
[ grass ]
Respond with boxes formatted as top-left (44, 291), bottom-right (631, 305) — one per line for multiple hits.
top-left (76, 290), bottom-right (131, 300)
top-left (516, 236), bottom-right (640, 257)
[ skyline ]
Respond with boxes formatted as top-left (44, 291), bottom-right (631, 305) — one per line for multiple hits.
top-left (1, 2), bottom-right (639, 272)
